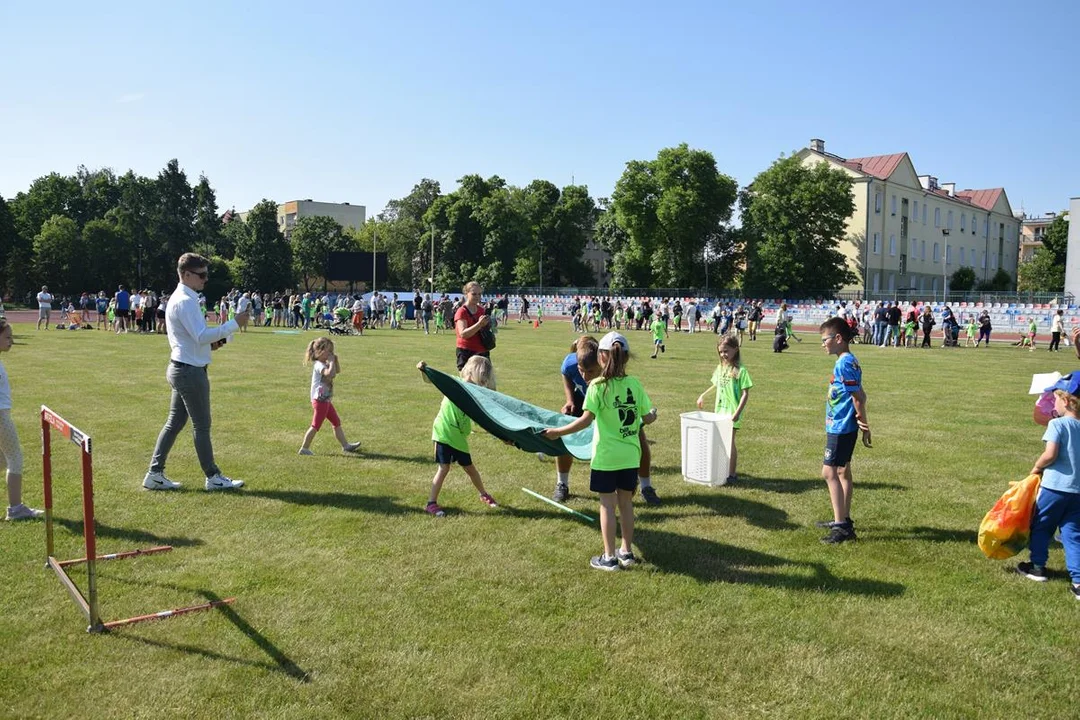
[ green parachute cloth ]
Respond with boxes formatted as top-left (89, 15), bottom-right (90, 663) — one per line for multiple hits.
top-left (422, 365), bottom-right (593, 460)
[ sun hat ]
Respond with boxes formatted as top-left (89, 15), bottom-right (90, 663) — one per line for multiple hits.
top-left (598, 331), bottom-right (629, 353)
top-left (1045, 372), bottom-right (1080, 395)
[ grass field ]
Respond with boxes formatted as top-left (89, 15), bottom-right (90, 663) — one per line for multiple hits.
top-left (1, 319), bottom-right (1076, 719)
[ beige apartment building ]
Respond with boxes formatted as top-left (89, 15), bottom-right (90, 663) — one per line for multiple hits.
top-left (797, 139), bottom-right (1019, 296)
top-left (239, 200), bottom-right (367, 240)
top-left (1019, 212), bottom-right (1063, 262)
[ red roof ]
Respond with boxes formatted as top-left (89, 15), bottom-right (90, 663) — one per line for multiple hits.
top-left (955, 188), bottom-right (1003, 211)
top-left (839, 153), bottom-right (906, 180)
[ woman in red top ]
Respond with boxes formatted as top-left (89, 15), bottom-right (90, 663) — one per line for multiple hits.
top-left (455, 281), bottom-right (491, 370)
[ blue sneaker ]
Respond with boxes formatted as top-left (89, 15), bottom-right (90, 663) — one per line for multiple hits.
top-left (590, 554), bottom-right (619, 571)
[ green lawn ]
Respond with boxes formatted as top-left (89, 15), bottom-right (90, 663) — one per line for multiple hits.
top-left (1, 320), bottom-right (1075, 719)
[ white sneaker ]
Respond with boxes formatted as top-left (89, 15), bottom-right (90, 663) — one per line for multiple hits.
top-left (6, 504), bottom-right (44, 520)
top-left (205, 473), bottom-right (244, 491)
top-left (143, 471), bottom-right (181, 490)
top-left (342, 442), bottom-right (361, 453)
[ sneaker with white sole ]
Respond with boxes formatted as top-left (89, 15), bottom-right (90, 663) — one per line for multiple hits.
top-left (143, 471), bottom-right (181, 491)
top-left (205, 473), bottom-right (244, 491)
top-left (615, 548), bottom-right (637, 568)
top-left (342, 442), bottom-right (361, 453)
top-left (1016, 561), bottom-right (1048, 582)
top-left (590, 554), bottom-right (620, 571)
top-left (298, 448), bottom-right (314, 456)
top-left (552, 483), bottom-right (569, 503)
top-left (5, 504), bottom-right (44, 521)
top-left (1072, 584), bottom-right (1080, 601)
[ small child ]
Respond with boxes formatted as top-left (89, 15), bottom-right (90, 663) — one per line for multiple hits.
top-left (433, 304), bottom-right (443, 334)
top-left (817, 317), bottom-right (872, 544)
top-left (417, 356), bottom-right (499, 515)
top-left (905, 317), bottom-right (918, 348)
top-left (0, 319), bottom-right (43, 520)
top-left (1016, 373), bottom-right (1080, 600)
top-left (965, 317), bottom-right (977, 348)
top-left (394, 303), bottom-right (405, 329)
top-left (697, 335), bottom-right (752, 483)
top-left (298, 338), bottom-right (362, 456)
top-left (650, 314), bottom-right (666, 359)
top-left (543, 332), bottom-right (657, 570)
top-left (1028, 317), bottom-right (1038, 351)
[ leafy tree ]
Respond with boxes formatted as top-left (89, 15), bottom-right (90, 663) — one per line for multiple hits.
top-left (233, 200), bottom-right (292, 292)
top-left (291, 216), bottom-right (356, 291)
top-left (1018, 213), bottom-right (1069, 293)
top-left (147, 159), bottom-right (196, 289)
top-left (1042, 214), bottom-right (1069, 265)
top-left (33, 215), bottom-right (85, 293)
top-left (74, 166), bottom-right (120, 226)
top-left (741, 155), bottom-right (857, 296)
top-left (107, 171), bottom-right (156, 289)
top-left (978, 268), bottom-right (1013, 292)
top-left (9, 173), bottom-right (82, 241)
top-left (82, 218), bottom-right (132, 292)
top-left (0, 195), bottom-right (25, 298)
top-left (202, 256), bottom-right (237, 307)
top-left (611, 144), bottom-right (738, 288)
top-left (193, 174), bottom-right (225, 259)
top-left (950, 266), bottom-right (977, 292)
top-left (512, 182), bottom-right (596, 287)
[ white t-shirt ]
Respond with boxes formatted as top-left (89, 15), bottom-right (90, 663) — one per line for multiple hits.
top-left (37, 292), bottom-right (53, 309)
top-left (310, 360), bottom-right (332, 402)
top-left (0, 358), bottom-right (11, 411)
top-left (236, 295), bottom-right (251, 314)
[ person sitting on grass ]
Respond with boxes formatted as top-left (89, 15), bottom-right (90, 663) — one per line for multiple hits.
top-left (1015, 373), bottom-right (1080, 601)
top-left (0, 319), bottom-right (43, 520)
top-left (298, 338), bottom-right (362, 456)
top-left (543, 332), bottom-right (658, 571)
top-left (417, 356), bottom-right (499, 516)
top-left (817, 317), bottom-right (872, 545)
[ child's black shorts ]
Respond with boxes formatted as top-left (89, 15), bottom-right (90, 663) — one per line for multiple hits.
top-left (435, 441), bottom-right (472, 467)
top-left (823, 431), bottom-right (858, 467)
top-left (590, 468), bottom-right (638, 494)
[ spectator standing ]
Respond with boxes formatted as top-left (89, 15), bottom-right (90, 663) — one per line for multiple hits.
top-left (35, 286), bottom-right (53, 331)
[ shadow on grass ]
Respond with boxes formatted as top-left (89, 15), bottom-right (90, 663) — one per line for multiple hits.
top-left (873, 526), bottom-right (978, 544)
top-left (734, 474), bottom-right (908, 495)
top-left (107, 579), bottom-right (309, 682)
top-left (637, 528), bottom-right (905, 596)
top-left (651, 493), bottom-right (798, 530)
top-left (244, 488), bottom-right (424, 516)
top-left (355, 451), bottom-right (432, 465)
top-left (51, 516), bottom-right (203, 549)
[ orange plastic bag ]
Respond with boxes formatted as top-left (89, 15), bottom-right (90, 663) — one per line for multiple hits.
top-left (978, 474), bottom-right (1042, 559)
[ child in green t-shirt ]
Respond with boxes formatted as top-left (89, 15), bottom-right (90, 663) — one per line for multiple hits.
top-left (394, 304), bottom-right (404, 329)
top-left (543, 332), bottom-right (658, 571)
top-left (417, 357), bottom-right (499, 516)
top-left (696, 335), bottom-right (753, 483)
top-left (650, 317), bottom-right (667, 358)
top-left (1029, 318), bottom-right (1038, 351)
top-left (965, 317), bottom-right (977, 347)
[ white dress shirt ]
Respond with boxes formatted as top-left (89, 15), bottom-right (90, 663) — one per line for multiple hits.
top-left (166, 283), bottom-right (238, 367)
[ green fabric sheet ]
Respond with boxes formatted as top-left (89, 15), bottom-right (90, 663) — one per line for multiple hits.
top-left (422, 365), bottom-right (593, 461)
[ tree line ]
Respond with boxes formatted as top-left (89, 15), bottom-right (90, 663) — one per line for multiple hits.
top-left (2, 146), bottom-right (936, 304)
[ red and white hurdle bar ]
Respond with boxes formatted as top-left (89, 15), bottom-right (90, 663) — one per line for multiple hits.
top-left (42, 406), bottom-right (235, 633)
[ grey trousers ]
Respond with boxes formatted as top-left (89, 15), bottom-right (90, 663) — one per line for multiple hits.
top-left (149, 363), bottom-right (220, 477)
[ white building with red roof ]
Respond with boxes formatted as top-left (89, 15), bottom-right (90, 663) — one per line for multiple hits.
top-left (796, 138), bottom-right (1019, 297)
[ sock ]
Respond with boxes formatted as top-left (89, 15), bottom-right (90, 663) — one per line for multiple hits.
top-left (638, 476), bottom-right (652, 489)
top-left (556, 472), bottom-right (569, 487)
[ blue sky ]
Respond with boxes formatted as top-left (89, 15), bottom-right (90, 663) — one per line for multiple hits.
top-left (1, 0), bottom-right (1075, 221)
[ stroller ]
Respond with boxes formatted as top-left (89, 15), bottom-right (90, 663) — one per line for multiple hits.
top-left (943, 320), bottom-right (961, 347)
top-left (329, 307), bottom-right (354, 336)
top-left (773, 325), bottom-right (789, 353)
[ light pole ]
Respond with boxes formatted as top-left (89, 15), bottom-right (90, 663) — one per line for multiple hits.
top-left (941, 228), bottom-right (950, 302)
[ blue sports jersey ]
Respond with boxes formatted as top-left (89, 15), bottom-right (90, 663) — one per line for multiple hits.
top-left (561, 353), bottom-right (587, 400)
top-left (1042, 416), bottom-right (1080, 494)
top-left (825, 353), bottom-right (862, 434)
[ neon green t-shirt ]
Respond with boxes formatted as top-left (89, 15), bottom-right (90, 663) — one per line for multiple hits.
top-left (431, 397), bottom-right (471, 453)
top-left (583, 375), bottom-right (653, 471)
top-left (711, 364), bottom-right (753, 429)
top-left (651, 319), bottom-right (665, 341)
top-left (1029, 319), bottom-right (1037, 334)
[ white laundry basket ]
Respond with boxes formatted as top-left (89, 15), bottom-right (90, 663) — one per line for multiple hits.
top-left (680, 411), bottom-right (734, 486)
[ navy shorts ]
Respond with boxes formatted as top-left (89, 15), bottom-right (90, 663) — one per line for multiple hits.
top-left (823, 431), bottom-right (858, 467)
top-left (590, 468), bottom-right (638, 494)
top-left (434, 442), bottom-right (473, 467)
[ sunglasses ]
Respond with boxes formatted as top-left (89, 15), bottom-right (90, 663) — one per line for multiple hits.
top-left (820, 334), bottom-right (840, 344)
top-left (188, 270), bottom-right (208, 279)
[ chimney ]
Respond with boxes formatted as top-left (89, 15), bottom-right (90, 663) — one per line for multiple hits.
top-left (810, 138), bottom-right (825, 153)
top-left (941, 182), bottom-right (956, 197)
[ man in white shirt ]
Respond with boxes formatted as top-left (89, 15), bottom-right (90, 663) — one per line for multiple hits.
top-left (143, 253), bottom-right (248, 492)
top-left (36, 286), bottom-right (54, 330)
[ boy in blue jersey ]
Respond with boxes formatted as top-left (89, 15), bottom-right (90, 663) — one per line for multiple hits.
top-left (818, 317), bottom-right (872, 544)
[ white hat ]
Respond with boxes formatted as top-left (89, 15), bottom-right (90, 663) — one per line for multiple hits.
top-left (599, 331), bottom-right (629, 353)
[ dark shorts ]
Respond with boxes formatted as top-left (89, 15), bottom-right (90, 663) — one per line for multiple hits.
top-left (434, 441), bottom-right (472, 467)
top-left (569, 396), bottom-right (584, 418)
top-left (455, 348), bottom-right (490, 371)
top-left (115, 309), bottom-right (129, 319)
top-left (823, 431), bottom-right (858, 467)
top-left (590, 467), bottom-right (638, 494)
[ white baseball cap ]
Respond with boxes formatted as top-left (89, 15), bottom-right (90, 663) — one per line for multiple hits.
top-left (599, 331), bottom-right (629, 353)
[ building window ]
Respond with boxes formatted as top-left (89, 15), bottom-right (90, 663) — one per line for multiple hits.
top-left (992, 252), bottom-right (997, 269)
top-left (947, 210), bottom-right (953, 230)
top-left (873, 272), bottom-right (880, 292)
top-left (921, 240), bottom-right (926, 260)
top-left (981, 251), bottom-right (986, 269)
top-left (888, 273), bottom-right (895, 292)
top-left (960, 247), bottom-right (966, 265)
top-left (960, 214), bottom-right (966, 232)
top-left (889, 234), bottom-right (896, 256)
top-left (913, 200), bottom-right (918, 221)
top-left (891, 195), bottom-right (897, 215)
top-left (923, 204), bottom-right (928, 225)
top-left (932, 277), bottom-right (939, 293)
top-left (934, 208), bottom-right (941, 228)
top-left (872, 232), bottom-right (880, 254)
top-left (875, 193), bottom-right (882, 213)
top-left (946, 246), bottom-right (952, 264)
top-left (933, 242), bottom-right (939, 262)
top-left (972, 214), bottom-right (978, 235)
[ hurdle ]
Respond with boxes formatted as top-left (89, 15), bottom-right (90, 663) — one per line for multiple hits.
top-left (42, 405), bottom-right (235, 633)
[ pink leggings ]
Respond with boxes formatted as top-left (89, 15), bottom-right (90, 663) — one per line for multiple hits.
top-left (310, 400), bottom-right (341, 430)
